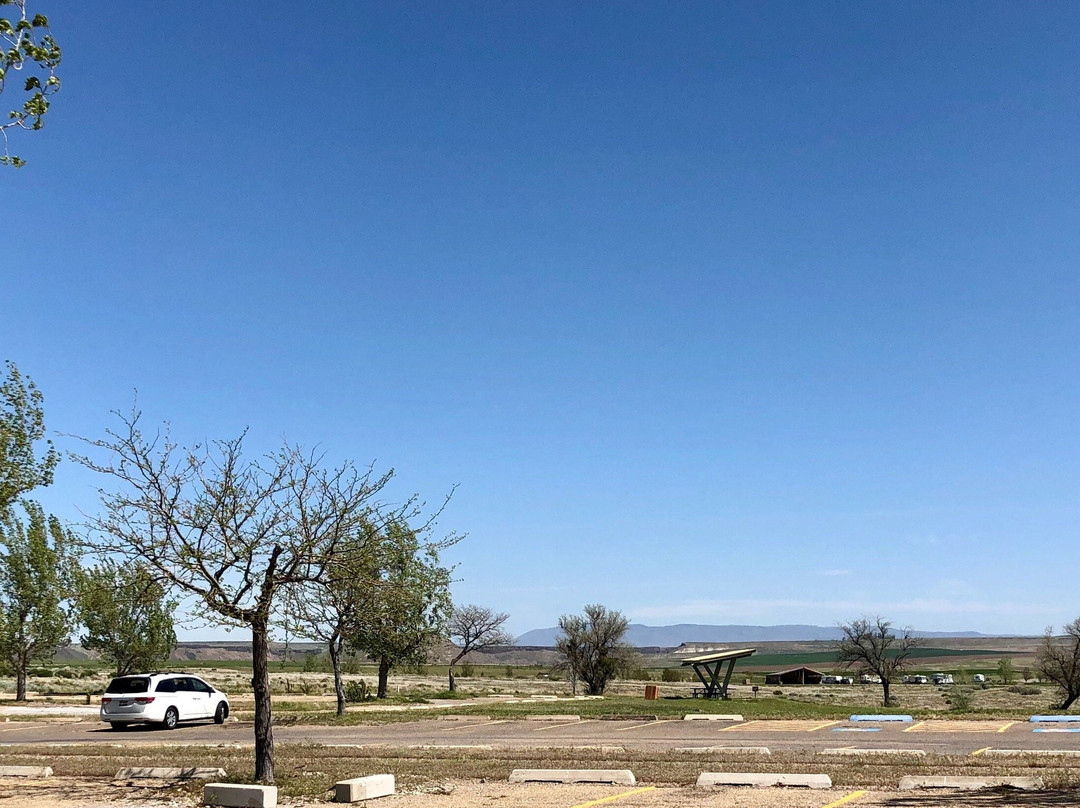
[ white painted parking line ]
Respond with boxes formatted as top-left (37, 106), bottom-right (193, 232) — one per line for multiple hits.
top-left (614, 720), bottom-right (677, 732)
top-left (439, 720), bottom-right (511, 732)
top-left (0, 723), bottom-right (44, 733)
top-left (532, 720), bottom-right (595, 732)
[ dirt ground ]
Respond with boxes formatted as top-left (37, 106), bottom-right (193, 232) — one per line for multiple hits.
top-left (0, 778), bottom-right (1075, 808)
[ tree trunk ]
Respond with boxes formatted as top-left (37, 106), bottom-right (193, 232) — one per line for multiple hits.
top-left (1061, 692), bottom-right (1077, 710)
top-left (15, 665), bottom-right (26, 702)
top-left (252, 615), bottom-right (275, 784)
top-left (377, 656), bottom-right (390, 699)
top-left (448, 650), bottom-right (466, 692)
top-left (882, 680), bottom-right (890, 706)
top-left (329, 634), bottom-right (345, 717)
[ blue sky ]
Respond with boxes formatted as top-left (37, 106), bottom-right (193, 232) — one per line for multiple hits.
top-left (4, 1), bottom-right (1080, 639)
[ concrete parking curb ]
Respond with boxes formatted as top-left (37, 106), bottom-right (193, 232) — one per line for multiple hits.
top-left (509, 769), bottom-right (636, 785)
top-left (899, 776), bottom-right (1043, 791)
top-left (334, 774), bottom-right (394, 802)
top-left (0, 765), bottom-right (52, 778)
top-left (436, 715), bottom-right (490, 722)
top-left (983, 749), bottom-right (1080, 757)
top-left (116, 767), bottom-right (225, 780)
top-left (821, 749), bottom-right (925, 757)
top-left (525, 715), bottom-right (580, 722)
top-left (203, 782), bottom-right (277, 807)
top-left (683, 714), bottom-right (743, 721)
top-left (696, 772), bottom-right (831, 789)
top-left (676, 747), bottom-right (770, 755)
top-left (411, 744), bottom-right (494, 750)
top-left (544, 745), bottom-right (626, 753)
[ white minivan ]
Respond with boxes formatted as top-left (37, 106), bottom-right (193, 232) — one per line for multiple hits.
top-left (100, 673), bottom-right (230, 730)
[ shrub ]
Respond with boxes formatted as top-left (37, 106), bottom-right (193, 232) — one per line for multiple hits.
top-left (629, 668), bottom-right (653, 681)
top-left (344, 679), bottom-right (371, 703)
top-left (504, 666), bottom-right (515, 678)
top-left (1008, 685), bottom-right (1040, 696)
top-left (948, 687), bottom-right (975, 711)
top-left (661, 668), bottom-right (685, 683)
top-left (460, 662), bottom-right (474, 678)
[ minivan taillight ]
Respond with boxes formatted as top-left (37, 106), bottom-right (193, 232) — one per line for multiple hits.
top-left (134, 697), bottom-right (155, 704)
top-left (101, 697), bottom-right (112, 704)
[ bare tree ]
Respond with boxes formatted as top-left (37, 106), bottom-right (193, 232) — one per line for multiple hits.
top-left (1037, 619), bottom-right (1080, 710)
top-left (447, 604), bottom-right (512, 692)
top-left (73, 408), bottom-right (391, 784)
top-left (836, 616), bottom-right (918, 706)
top-left (555, 604), bottom-right (634, 696)
top-left (278, 574), bottom-right (356, 717)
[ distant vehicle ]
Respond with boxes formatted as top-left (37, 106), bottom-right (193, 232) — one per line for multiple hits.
top-left (973, 674), bottom-right (986, 683)
top-left (838, 676), bottom-right (854, 685)
top-left (931, 673), bottom-right (954, 685)
top-left (821, 675), bottom-right (842, 684)
top-left (904, 675), bottom-right (929, 685)
top-left (859, 674), bottom-right (882, 684)
top-left (100, 673), bottom-right (229, 730)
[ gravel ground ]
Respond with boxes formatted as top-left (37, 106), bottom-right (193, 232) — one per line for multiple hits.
top-left (2, 778), bottom-right (1078, 808)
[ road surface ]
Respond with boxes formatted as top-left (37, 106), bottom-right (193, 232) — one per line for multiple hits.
top-left (1, 716), bottom-right (1078, 756)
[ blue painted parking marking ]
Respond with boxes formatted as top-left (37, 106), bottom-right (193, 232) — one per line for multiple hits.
top-left (1030, 716), bottom-right (1080, 723)
top-left (1034, 728), bottom-right (1080, 733)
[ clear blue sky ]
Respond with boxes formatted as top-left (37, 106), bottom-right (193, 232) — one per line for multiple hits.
top-left (4, 1), bottom-right (1080, 639)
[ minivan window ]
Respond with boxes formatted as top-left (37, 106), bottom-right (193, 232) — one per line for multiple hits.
top-left (156, 679), bottom-right (177, 693)
top-left (106, 677), bottom-right (150, 694)
top-left (191, 679), bottom-right (212, 693)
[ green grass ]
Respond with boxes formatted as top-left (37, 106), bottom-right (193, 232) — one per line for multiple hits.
top-left (278, 696), bottom-right (913, 725)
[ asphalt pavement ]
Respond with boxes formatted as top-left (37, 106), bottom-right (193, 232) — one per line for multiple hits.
top-left (1, 716), bottom-right (1078, 756)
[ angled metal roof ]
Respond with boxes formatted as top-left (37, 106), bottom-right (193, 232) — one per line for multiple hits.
top-left (679, 648), bottom-right (757, 666)
top-left (766, 666), bottom-right (826, 676)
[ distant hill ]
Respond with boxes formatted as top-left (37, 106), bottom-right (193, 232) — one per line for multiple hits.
top-left (514, 623), bottom-right (990, 648)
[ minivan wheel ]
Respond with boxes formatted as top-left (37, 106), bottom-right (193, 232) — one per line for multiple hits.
top-left (214, 702), bottom-right (228, 724)
top-left (162, 707), bottom-right (179, 730)
top-left (109, 722), bottom-right (127, 731)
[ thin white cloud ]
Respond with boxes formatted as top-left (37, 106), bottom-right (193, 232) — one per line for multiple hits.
top-left (819, 569), bottom-right (850, 577)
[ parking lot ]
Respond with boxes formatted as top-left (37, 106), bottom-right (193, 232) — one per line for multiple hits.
top-left (0, 716), bottom-right (1079, 756)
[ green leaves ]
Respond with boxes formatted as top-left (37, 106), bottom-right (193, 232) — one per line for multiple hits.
top-left (0, 362), bottom-right (60, 511)
top-left (76, 562), bottom-right (178, 676)
top-left (0, 1), bottom-right (61, 167)
top-left (0, 501), bottom-right (76, 692)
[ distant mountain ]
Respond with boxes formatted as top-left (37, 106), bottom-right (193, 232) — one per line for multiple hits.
top-left (514, 623), bottom-right (990, 648)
